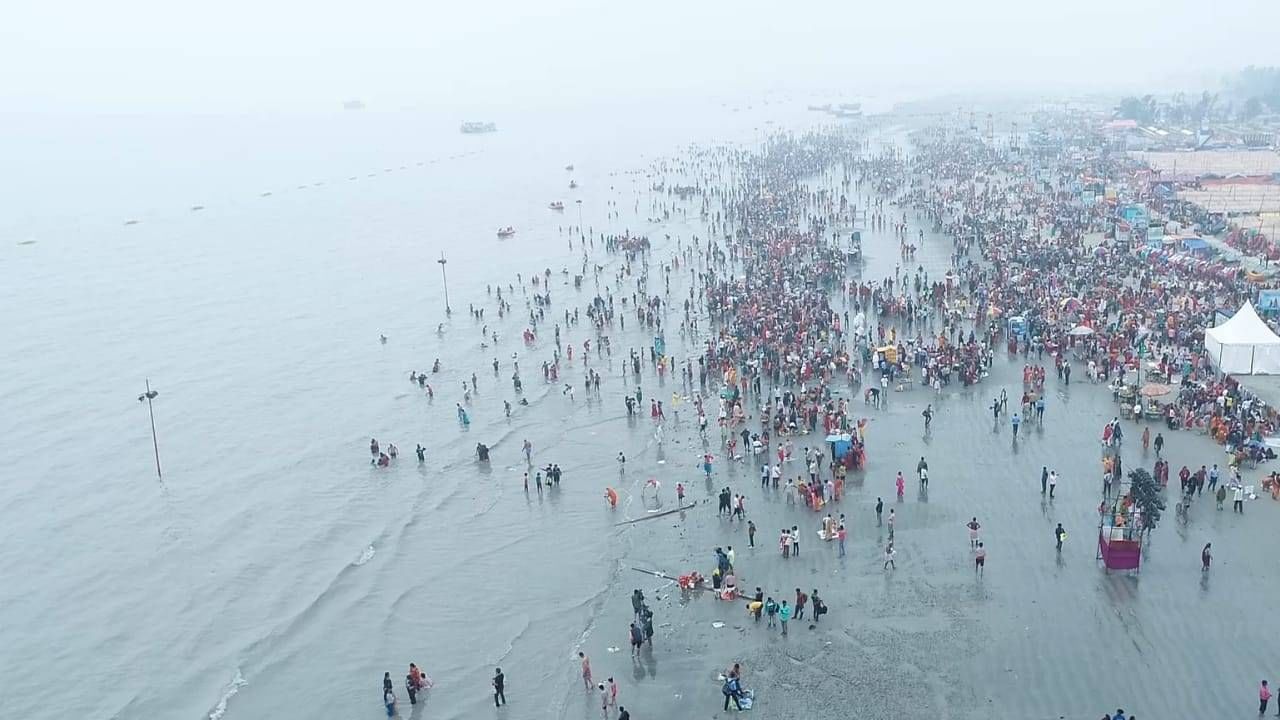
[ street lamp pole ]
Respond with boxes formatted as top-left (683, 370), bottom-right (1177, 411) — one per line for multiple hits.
top-left (437, 252), bottom-right (451, 315)
top-left (137, 379), bottom-right (161, 478)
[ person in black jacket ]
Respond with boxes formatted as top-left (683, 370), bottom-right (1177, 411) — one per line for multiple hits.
top-left (492, 668), bottom-right (505, 707)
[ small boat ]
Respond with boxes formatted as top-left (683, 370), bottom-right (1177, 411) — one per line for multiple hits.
top-left (191, 205), bottom-right (205, 212)
top-left (460, 121), bottom-right (497, 134)
top-left (496, 226), bottom-right (516, 238)
top-left (549, 201), bottom-right (564, 211)
top-left (565, 164), bottom-right (574, 171)
top-left (123, 219), bottom-right (140, 225)
top-left (569, 181), bottom-right (578, 189)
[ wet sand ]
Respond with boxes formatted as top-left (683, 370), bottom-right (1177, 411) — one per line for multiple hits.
top-left (553, 180), bottom-right (1280, 720)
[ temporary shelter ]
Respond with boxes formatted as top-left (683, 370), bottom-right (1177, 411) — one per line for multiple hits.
top-left (1204, 301), bottom-right (1280, 374)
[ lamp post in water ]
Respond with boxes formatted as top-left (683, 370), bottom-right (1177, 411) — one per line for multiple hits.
top-left (137, 379), bottom-right (161, 478)
top-left (437, 252), bottom-right (451, 316)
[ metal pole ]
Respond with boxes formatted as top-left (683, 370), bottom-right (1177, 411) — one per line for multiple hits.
top-left (437, 252), bottom-right (451, 315)
top-left (139, 379), bottom-right (161, 478)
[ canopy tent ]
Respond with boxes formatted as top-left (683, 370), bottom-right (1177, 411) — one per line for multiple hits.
top-left (1205, 301), bottom-right (1280, 375)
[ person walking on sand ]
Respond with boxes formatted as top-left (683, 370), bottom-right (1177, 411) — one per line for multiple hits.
top-left (579, 651), bottom-right (592, 690)
top-left (974, 542), bottom-right (986, 575)
top-left (722, 672), bottom-right (743, 711)
top-left (1202, 542), bottom-right (1212, 571)
top-left (747, 520), bottom-right (756, 547)
top-left (1041, 466), bottom-right (1048, 494)
top-left (1054, 523), bottom-right (1066, 551)
top-left (597, 683), bottom-right (609, 717)
top-left (837, 523), bottom-right (847, 557)
top-left (1049, 470), bottom-right (1058, 499)
top-left (1261, 679), bottom-right (1272, 714)
top-left (966, 517), bottom-right (981, 548)
top-left (1154, 431), bottom-right (1164, 457)
top-left (1217, 483), bottom-right (1228, 510)
top-left (883, 542), bottom-right (896, 570)
top-left (778, 599), bottom-right (792, 635)
top-left (629, 622), bottom-right (644, 655)
top-left (384, 686), bottom-right (397, 717)
top-left (1234, 485), bottom-right (1245, 513)
top-left (492, 668), bottom-right (506, 707)
top-left (875, 497), bottom-right (884, 525)
top-left (896, 471), bottom-right (905, 499)
top-left (887, 509), bottom-right (896, 539)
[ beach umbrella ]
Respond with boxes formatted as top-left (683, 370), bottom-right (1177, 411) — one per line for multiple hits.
top-left (1068, 325), bottom-right (1095, 337)
top-left (1139, 383), bottom-right (1173, 398)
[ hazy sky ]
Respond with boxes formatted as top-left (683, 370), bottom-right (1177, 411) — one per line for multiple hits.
top-left (4, 0), bottom-right (1279, 112)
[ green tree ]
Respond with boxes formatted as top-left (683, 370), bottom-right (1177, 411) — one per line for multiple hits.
top-left (1118, 96), bottom-right (1153, 124)
top-left (1243, 96), bottom-right (1264, 119)
top-left (1128, 468), bottom-right (1165, 536)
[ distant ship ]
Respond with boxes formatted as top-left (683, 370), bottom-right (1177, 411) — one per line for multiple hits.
top-left (343, 100), bottom-right (366, 110)
top-left (460, 121), bottom-right (497, 134)
top-left (828, 103), bottom-right (862, 119)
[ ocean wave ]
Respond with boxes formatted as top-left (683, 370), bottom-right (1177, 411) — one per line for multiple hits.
top-left (206, 668), bottom-right (246, 720)
top-left (354, 544), bottom-right (376, 565)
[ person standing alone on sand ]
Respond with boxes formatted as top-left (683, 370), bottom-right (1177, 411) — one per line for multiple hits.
top-left (493, 668), bottom-right (506, 707)
top-left (1261, 679), bottom-right (1271, 714)
top-left (1202, 543), bottom-right (1212, 571)
top-left (966, 517), bottom-right (981, 548)
top-left (579, 651), bottom-right (592, 689)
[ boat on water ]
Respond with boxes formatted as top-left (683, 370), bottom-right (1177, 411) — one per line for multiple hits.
top-left (569, 180), bottom-right (578, 189)
top-left (564, 164), bottom-right (574, 171)
top-left (549, 201), bottom-right (564, 211)
top-left (460, 121), bottom-right (497, 134)
top-left (496, 226), bottom-right (516, 238)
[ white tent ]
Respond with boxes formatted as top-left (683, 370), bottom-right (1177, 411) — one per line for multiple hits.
top-left (1204, 301), bottom-right (1280, 374)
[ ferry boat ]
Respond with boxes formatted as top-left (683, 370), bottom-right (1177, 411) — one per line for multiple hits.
top-left (565, 164), bottom-right (574, 171)
top-left (460, 121), bottom-right (497, 134)
top-left (569, 180), bottom-right (578, 189)
top-left (549, 201), bottom-right (565, 211)
top-left (496, 226), bottom-right (516, 238)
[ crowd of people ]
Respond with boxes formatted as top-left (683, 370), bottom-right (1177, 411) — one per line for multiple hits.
top-left (363, 105), bottom-right (1280, 717)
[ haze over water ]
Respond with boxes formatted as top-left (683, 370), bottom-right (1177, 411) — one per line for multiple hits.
top-left (0, 100), bottom-right (842, 719)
